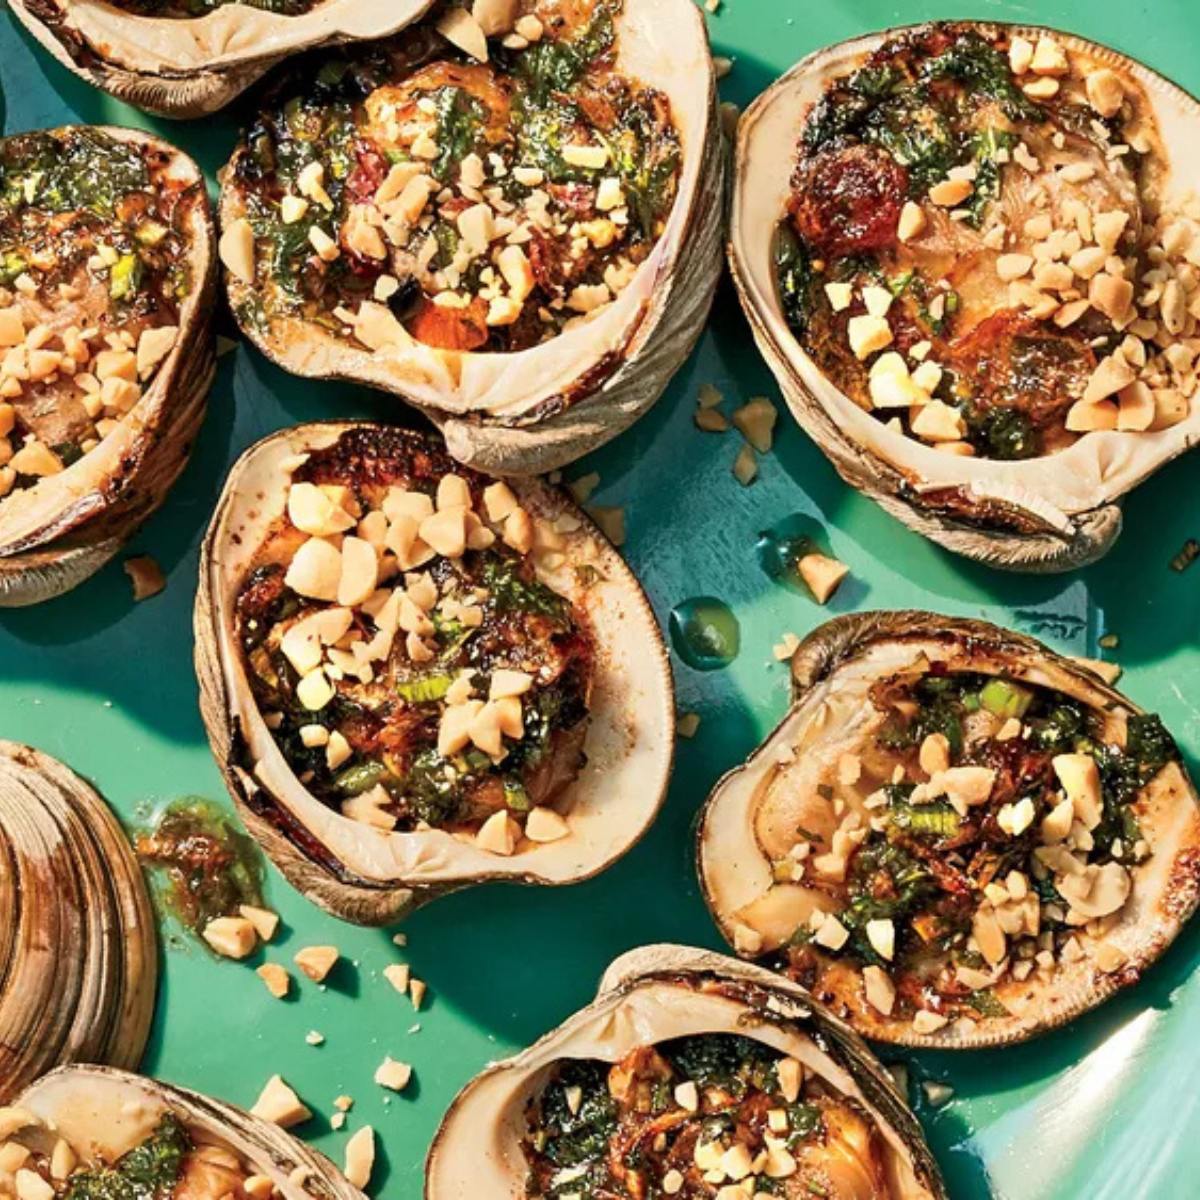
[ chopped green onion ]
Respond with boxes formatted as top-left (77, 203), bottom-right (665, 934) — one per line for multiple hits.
top-left (396, 674), bottom-right (454, 703)
top-left (333, 761), bottom-right (386, 795)
top-left (109, 252), bottom-right (141, 299)
top-left (979, 678), bottom-right (1033, 719)
top-left (504, 780), bottom-right (532, 812)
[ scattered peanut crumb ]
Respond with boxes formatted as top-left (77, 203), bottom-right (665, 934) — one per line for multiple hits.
top-left (410, 977), bottom-right (428, 1010)
top-left (293, 945), bottom-right (339, 982)
top-left (374, 1057), bottom-right (413, 1092)
top-left (123, 555), bottom-right (165, 601)
top-left (587, 505), bottom-right (625, 547)
top-left (383, 963), bottom-right (411, 995)
top-left (676, 712), bottom-right (701, 739)
top-left (256, 963), bottom-right (290, 999)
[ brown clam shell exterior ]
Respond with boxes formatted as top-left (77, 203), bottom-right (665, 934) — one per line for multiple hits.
top-left (0, 126), bottom-right (215, 608)
top-left (426, 943), bottom-right (947, 1200)
top-left (6, 0), bottom-right (436, 119)
top-left (0, 743), bottom-right (156, 1102)
top-left (15, 1065), bottom-right (367, 1200)
top-left (697, 611), bottom-right (1200, 1048)
top-left (728, 22), bottom-right (1200, 572)
top-left (194, 422), bottom-right (674, 926)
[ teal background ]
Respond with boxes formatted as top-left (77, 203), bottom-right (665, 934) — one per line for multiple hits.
top-left (1, 2), bottom-right (1198, 1196)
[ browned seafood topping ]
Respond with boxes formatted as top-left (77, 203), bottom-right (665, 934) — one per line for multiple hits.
top-left (775, 22), bottom-right (1197, 460)
top-left (221, 0), bottom-right (681, 354)
top-left (524, 1033), bottom-right (898, 1199)
top-left (757, 670), bottom-right (1181, 1031)
top-left (234, 427), bottom-right (595, 851)
top-left (0, 128), bottom-right (197, 501)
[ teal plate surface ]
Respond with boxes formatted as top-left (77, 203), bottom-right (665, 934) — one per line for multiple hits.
top-left (1, 2), bottom-right (1198, 1196)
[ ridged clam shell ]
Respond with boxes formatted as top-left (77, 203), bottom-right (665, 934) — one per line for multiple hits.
top-left (217, 0), bottom-right (724, 476)
top-left (0, 743), bottom-right (156, 1102)
top-left (7, 0), bottom-right (434, 119)
top-left (12, 1065), bottom-right (365, 1200)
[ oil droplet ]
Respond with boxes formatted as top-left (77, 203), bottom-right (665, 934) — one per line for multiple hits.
top-left (669, 597), bottom-right (741, 671)
top-left (756, 513), bottom-right (828, 592)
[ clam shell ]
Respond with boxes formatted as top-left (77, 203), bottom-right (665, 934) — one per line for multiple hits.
top-left (697, 611), bottom-right (1200, 1047)
top-left (7, 0), bottom-right (435, 118)
top-left (0, 743), bottom-right (156, 1102)
top-left (0, 125), bottom-right (215, 608)
top-left (728, 23), bottom-right (1200, 572)
top-left (12, 1065), bottom-right (364, 1199)
top-left (193, 421), bottom-right (675, 925)
top-left (426, 942), bottom-right (946, 1199)
top-left (217, 0), bottom-right (724, 476)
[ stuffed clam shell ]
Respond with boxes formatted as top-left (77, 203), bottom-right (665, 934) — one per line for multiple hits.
top-left (195, 422), bottom-right (673, 924)
top-left (0, 125), bottom-right (215, 607)
top-left (7, 0), bottom-right (434, 119)
top-left (698, 612), bottom-right (1200, 1048)
top-left (729, 22), bottom-right (1200, 571)
top-left (217, 0), bottom-right (723, 475)
top-left (0, 743), bottom-right (156, 1102)
top-left (1, 1065), bottom-right (364, 1199)
top-left (427, 944), bottom-right (945, 1200)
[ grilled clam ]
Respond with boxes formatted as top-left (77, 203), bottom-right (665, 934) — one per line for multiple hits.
top-left (7, 0), bottom-right (434, 119)
top-left (698, 611), bottom-right (1200, 1047)
top-left (1, 1064), bottom-right (365, 1198)
top-left (729, 22), bottom-right (1200, 571)
top-left (0, 743), bottom-right (156, 1103)
top-left (217, 0), bottom-right (723, 475)
top-left (195, 422), bottom-right (673, 924)
top-left (0, 125), bottom-right (214, 607)
top-left (426, 943), bottom-right (945, 1199)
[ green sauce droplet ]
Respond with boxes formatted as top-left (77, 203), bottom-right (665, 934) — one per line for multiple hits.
top-left (755, 513), bottom-right (828, 592)
top-left (669, 597), bottom-right (741, 671)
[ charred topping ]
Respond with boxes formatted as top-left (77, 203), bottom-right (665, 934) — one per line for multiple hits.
top-left (226, 1), bottom-right (680, 357)
top-left (234, 428), bottom-right (594, 843)
top-left (0, 128), bottom-right (195, 502)
top-left (775, 21), bottom-right (1195, 461)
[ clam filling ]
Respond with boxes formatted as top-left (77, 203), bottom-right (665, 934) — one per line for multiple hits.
top-left (224, 0), bottom-right (680, 353)
top-left (768, 671), bottom-right (1181, 1029)
top-left (0, 129), bottom-right (191, 503)
top-left (524, 1035), bottom-right (899, 1200)
top-left (0, 1108), bottom-right (276, 1200)
top-left (234, 429), bottom-right (594, 851)
top-left (775, 23), bottom-right (1197, 460)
